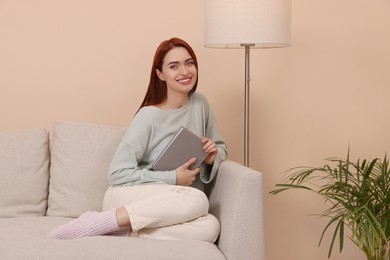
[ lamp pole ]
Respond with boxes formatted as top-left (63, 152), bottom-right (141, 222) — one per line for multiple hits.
top-left (242, 44), bottom-right (254, 167)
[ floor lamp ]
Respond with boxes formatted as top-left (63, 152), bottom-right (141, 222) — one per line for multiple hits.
top-left (204, 0), bottom-right (291, 167)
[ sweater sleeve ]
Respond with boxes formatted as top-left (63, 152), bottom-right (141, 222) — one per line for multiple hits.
top-left (108, 111), bottom-right (176, 187)
top-left (199, 95), bottom-right (228, 184)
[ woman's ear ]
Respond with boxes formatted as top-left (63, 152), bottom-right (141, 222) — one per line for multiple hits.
top-left (155, 69), bottom-right (165, 81)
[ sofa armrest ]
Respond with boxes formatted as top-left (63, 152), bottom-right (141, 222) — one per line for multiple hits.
top-left (208, 160), bottom-right (264, 260)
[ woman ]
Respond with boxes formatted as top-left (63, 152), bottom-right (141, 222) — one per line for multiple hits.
top-left (47, 37), bottom-right (228, 242)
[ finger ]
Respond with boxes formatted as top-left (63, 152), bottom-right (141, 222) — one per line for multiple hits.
top-left (181, 157), bottom-right (197, 169)
top-left (207, 147), bottom-right (217, 153)
top-left (203, 140), bottom-right (214, 150)
top-left (205, 143), bottom-right (216, 153)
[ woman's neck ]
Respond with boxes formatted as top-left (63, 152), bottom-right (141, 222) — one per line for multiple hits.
top-left (158, 92), bottom-right (188, 110)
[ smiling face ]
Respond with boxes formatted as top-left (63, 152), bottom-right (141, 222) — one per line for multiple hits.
top-left (156, 47), bottom-right (198, 96)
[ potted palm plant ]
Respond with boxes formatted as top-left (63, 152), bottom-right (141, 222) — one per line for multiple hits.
top-left (270, 150), bottom-right (390, 260)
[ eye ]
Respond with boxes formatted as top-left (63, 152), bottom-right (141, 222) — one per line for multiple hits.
top-left (169, 64), bottom-right (178, 70)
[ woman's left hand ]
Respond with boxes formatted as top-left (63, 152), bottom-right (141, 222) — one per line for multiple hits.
top-left (201, 137), bottom-right (218, 165)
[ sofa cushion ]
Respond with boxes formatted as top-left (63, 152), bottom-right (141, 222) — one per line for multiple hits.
top-left (0, 217), bottom-right (225, 260)
top-left (0, 128), bottom-right (50, 217)
top-left (47, 121), bottom-right (126, 217)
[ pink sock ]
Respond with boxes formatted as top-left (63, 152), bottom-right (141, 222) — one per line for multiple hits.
top-left (47, 208), bottom-right (121, 239)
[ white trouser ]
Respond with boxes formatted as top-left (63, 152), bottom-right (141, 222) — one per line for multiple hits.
top-left (102, 184), bottom-right (220, 243)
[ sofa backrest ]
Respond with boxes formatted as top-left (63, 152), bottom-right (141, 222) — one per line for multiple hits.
top-left (0, 128), bottom-right (50, 217)
top-left (0, 121), bottom-right (126, 218)
top-left (46, 121), bottom-right (126, 217)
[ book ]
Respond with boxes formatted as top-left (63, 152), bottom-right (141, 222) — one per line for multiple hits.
top-left (152, 126), bottom-right (208, 171)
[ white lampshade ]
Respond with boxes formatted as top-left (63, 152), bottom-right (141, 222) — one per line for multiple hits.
top-left (204, 0), bottom-right (291, 48)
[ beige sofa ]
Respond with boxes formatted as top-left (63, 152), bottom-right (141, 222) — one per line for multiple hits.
top-left (0, 121), bottom-right (264, 260)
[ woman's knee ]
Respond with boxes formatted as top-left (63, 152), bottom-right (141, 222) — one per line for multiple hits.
top-left (196, 214), bottom-right (221, 243)
top-left (208, 214), bottom-right (221, 243)
top-left (178, 186), bottom-right (209, 214)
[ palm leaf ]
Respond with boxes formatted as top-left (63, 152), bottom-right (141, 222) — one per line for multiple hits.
top-left (270, 151), bottom-right (390, 259)
top-left (269, 184), bottom-right (312, 195)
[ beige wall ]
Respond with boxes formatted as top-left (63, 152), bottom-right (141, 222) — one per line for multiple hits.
top-left (1, 1), bottom-right (389, 259)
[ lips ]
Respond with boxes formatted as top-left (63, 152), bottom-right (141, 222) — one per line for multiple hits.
top-left (177, 78), bottom-right (192, 85)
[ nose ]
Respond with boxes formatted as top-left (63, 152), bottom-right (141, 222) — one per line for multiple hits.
top-left (180, 65), bottom-right (189, 75)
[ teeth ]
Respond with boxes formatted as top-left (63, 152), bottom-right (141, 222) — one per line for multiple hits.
top-left (178, 78), bottom-right (190, 83)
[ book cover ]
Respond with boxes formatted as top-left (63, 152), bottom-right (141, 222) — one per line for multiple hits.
top-left (152, 126), bottom-right (208, 171)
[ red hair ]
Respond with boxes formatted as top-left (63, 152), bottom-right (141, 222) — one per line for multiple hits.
top-left (137, 37), bottom-right (198, 112)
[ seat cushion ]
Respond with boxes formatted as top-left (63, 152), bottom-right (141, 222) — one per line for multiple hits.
top-left (47, 121), bottom-right (126, 217)
top-left (0, 128), bottom-right (50, 217)
top-left (0, 217), bottom-right (225, 260)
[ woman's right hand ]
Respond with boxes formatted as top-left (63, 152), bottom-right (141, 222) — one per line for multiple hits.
top-left (175, 158), bottom-right (200, 186)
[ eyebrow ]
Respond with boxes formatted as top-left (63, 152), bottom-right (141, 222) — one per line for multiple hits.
top-left (167, 58), bottom-right (193, 66)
